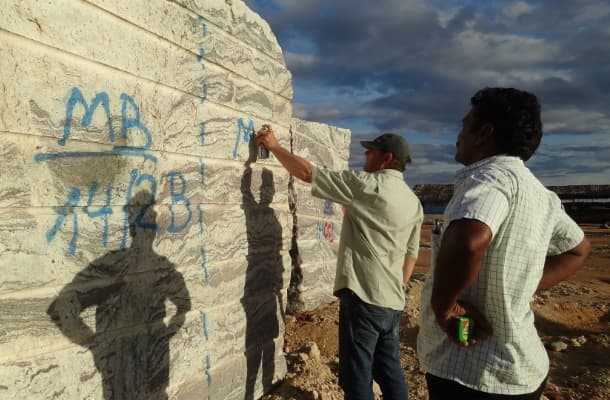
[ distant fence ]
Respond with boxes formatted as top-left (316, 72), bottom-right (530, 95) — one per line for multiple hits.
top-left (414, 184), bottom-right (610, 223)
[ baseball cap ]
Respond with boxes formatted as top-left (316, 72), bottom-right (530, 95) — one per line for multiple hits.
top-left (360, 133), bottom-right (412, 164)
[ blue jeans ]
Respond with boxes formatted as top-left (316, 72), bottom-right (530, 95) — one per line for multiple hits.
top-left (338, 290), bottom-right (408, 400)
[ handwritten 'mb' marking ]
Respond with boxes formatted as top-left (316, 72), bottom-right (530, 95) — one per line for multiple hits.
top-left (232, 118), bottom-right (255, 159)
top-left (59, 88), bottom-right (153, 149)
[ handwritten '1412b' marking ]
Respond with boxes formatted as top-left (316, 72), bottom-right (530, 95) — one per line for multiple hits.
top-left (36, 88), bottom-right (195, 255)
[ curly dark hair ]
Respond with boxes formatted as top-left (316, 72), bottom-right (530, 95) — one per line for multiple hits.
top-left (471, 87), bottom-right (542, 161)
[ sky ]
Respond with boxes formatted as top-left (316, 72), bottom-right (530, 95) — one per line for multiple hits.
top-left (245, 0), bottom-right (610, 186)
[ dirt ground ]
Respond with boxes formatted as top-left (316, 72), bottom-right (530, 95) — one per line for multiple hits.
top-left (262, 223), bottom-right (610, 400)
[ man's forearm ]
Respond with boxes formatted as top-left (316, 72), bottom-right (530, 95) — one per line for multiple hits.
top-left (403, 257), bottom-right (417, 286)
top-left (537, 237), bottom-right (590, 292)
top-left (431, 219), bottom-right (492, 315)
top-left (270, 145), bottom-right (313, 183)
top-left (432, 251), bottom-right (480, 315)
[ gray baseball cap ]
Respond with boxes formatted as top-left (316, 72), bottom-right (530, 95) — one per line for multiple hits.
top-left (360, 133), bottom-right (412, 164)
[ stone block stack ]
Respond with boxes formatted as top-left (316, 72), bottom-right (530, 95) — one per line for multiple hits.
top-left (288, 120), bottom-right (351, 311)
top-left (0, 1), bottom-right (350, 398)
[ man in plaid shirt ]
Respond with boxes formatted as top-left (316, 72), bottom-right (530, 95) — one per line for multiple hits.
top-left (418, 88), bottom-right (590, 399)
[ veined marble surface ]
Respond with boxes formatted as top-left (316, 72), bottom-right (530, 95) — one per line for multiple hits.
top-left (288, 119), bottom-right (351, 311)
top-left (0, 1), bottom-right (350, 399)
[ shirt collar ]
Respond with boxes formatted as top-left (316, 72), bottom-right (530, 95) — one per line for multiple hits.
top-left (378, 169), bottom-right (405, 179)
top-left (454, 155), bottom-right (523, 183)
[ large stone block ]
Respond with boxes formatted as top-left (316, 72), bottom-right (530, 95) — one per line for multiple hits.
top-left (299, 258), bottom-right (337, 309)
top-left (87, 0), bottom-right (292, 98)
top-left (0, 134), bottom-right (291, 208)
top-left (169, 0), bottom-right (286, 64)
top-left (0, 300), bottom-right (287, 400)
top-left (291, 119), bottom-right (350, 167)
top-left (293, 180), bottom-right (346, 219)
top-left (0, 30), bottom-right (290, 158)
top-left (295, 214), bottom-right (341, 264)
top-left (0, 0), bottom-right (291, 123)
top-left (286, 119), bottom-right (351, 311)
top-left (0, 203), bottom-right (292, 294)
top-left (0, 1), bottom-right (352, 398)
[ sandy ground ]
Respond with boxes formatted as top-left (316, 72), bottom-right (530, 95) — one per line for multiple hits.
top-left (262, 223), bottom-right (610, 400)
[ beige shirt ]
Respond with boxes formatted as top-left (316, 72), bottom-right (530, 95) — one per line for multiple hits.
top-left (418, 155), bottom-right (585, 394)
top-left (311, 167), bottom-right (423, 310)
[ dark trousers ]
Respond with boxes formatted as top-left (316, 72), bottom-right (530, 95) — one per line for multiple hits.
top-left (338, 290), bottom-right (408, 400)
top-left (426, 373), bottom-right (547, 400)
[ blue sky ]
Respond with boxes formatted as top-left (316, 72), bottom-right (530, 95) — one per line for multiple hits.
top-left (246, 0), bottom-right (610, 186)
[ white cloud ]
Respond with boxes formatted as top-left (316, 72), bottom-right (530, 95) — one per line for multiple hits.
top-left (428, 29), bottom-right (573, 88)
top-left (503, 1), bottom-right (535, 20)
top-left (284, 51), bottom-right (318, 69)
top-left (447, 30), bottom-right (562, 67)
top-left (292, 102), bottom-right (343, 121)
top-left (250, 0), bottom-right (610, 184)
top-left (437, 7), bottom-right (459, 29)
top-left (543, 108), bottom-right (610, 134)
top-left (291, 103), bottom-right (310, 119)
top-left (571, 2), bottom-right (610, 24)
top-left (273, 0), bottom-right (326, 15)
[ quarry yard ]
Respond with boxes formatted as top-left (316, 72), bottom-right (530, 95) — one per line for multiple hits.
top-left (263, 222), bottom-right (610, 400)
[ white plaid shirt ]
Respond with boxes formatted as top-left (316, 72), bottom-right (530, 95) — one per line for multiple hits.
top-left (417, 155), bottom-right (584, 395)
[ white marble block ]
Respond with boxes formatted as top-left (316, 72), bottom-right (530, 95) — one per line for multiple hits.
top-left (0, 1), bottom-right (351, 399)
top-left (289, 119), bottom-right (351, 311)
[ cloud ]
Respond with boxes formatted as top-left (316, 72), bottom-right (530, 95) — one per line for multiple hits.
top-left (247, 0), bottom-right (610, 184)
top-left (543, 108), bottom-right (610, 134)
top-left (503, 1), bottom-right (535, 20)
top-left (528, 141), bottom-right (610, 185)
top-left (283, 51), bottom-right (318, 70)
top-left (292, 102), bottom-right (343, 121)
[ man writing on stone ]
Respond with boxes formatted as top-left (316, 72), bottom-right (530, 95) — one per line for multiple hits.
top-left (417, 87), bottom-right (591, 399)
top-left (256, 127), bottom-right (423, 400)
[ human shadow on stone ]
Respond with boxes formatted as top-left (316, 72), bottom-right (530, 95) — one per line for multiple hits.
top-left (47, 190), bottom-right (191, 400)
top-left (241, 162), bottom-right (285, 400)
